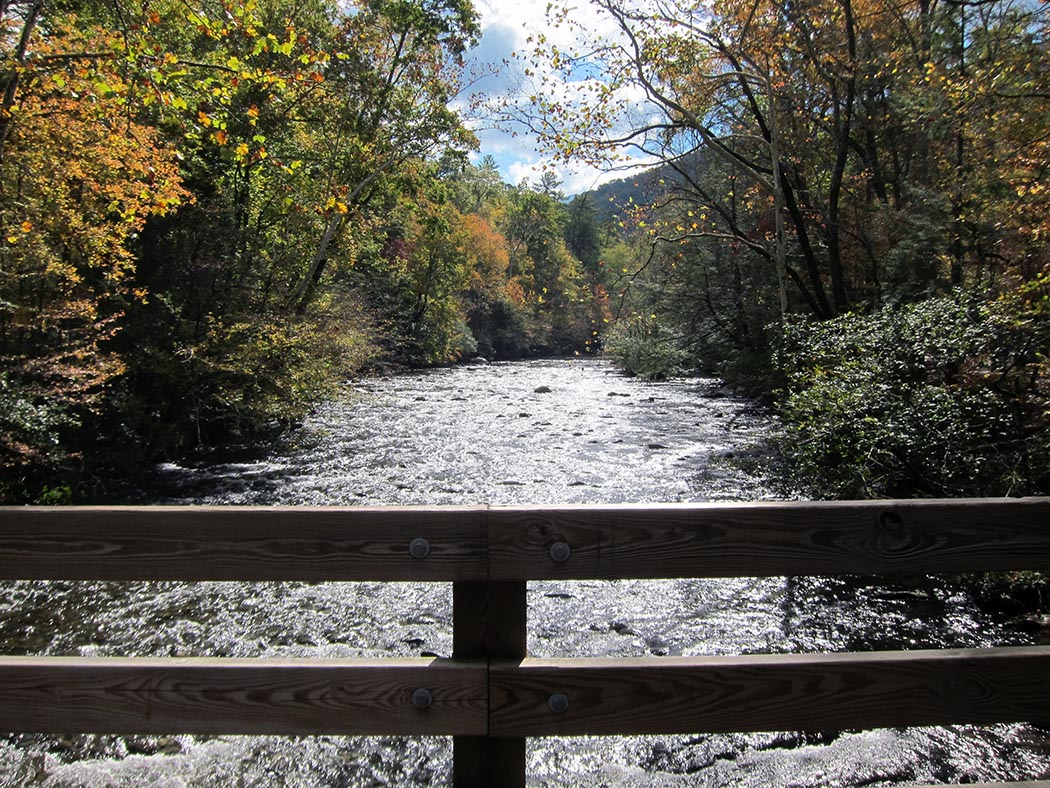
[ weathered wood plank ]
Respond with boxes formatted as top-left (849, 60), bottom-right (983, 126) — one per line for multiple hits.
top-left (0, 507), bottom-right (488, 581)
top-left (0, 657), bottom-right (486, 735)
top-left (487, 499), bottom-right (1050, 580)
top-left (488, 647), bottom-right (1050, 737)
top-left (453, 581), bottom-right (528, 661)
top-left (453, 580), bottom-right (527, 788)
top-left (4, 499), bottom-right (1048, 582)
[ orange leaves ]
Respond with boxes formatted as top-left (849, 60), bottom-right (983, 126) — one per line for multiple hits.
top-left (323, 196), bottom-right (349, 215)
top-left (0, 15), bottom-right (188, 385)
top-left (455, 212), bottom-right (512, 294)
top-left (1, 122), bottom-right (182, 415)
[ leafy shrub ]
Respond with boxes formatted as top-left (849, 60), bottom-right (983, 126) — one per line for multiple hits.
top-left (776, 293), bottom-right (1050, 499)
top-left (606, 316), bottom-right (690, 380)
top-left (0, 374), bottom-right (79, 500)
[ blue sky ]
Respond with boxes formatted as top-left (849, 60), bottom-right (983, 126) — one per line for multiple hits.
top-left (458, 0), bottom-right (640, 195)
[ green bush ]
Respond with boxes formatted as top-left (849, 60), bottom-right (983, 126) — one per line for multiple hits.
top-left (605, 316), bottom-right (689, 380)
top-left (775, 294), bottom-right (1050, 499)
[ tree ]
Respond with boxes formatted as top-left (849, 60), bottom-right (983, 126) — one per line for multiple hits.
top-left (1, 0), bottom-right (490, 492)
top-left (286, 0), bottom-right (480, 314)
top-left (565, 194), bottom-right (602, 271)
top-left (0, 10), bottom-right (188, 486)
top-left (527, 0), bottom-right (1047, 319)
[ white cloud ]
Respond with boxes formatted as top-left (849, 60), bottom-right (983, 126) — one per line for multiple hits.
top-left (460, 0), bottom-right (653, 195)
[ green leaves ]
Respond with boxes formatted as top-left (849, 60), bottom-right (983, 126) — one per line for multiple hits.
top-left (776, 296), bottom-right (1050, 499)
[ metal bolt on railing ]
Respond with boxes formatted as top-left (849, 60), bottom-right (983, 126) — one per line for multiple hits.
top-left (548, 693), bottom-right (570, 713)
top-left (409, 537), bottom-right (431, 560)
top-left (549, 541), bottom-right (571, 563)
top-left (411, 688), bottom-right (433, 710)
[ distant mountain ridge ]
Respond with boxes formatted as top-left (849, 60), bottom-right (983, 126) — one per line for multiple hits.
top-left (575, 166), bottom-right (664, 222)
top-left (574, 151), bottom-right (710, 223)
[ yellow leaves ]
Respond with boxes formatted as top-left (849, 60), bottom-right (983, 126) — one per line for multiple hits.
top-left (235, 142), bottom-right (249, 159)
top-left (214, 129), bottom-right (228, 146)
top-left (43, 258), bottom-right (84, 286)
top-left (323, 196), bottom-right (349, 214)
top-left (198, 110), bottom-right (212, 127)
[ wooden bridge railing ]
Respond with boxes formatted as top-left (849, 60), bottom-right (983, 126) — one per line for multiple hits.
top-left (1, 499), bottom-right (1050, 787)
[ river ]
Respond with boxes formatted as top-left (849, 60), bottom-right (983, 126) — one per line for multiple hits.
top-left (2, 358), bottom-right (1048, 786)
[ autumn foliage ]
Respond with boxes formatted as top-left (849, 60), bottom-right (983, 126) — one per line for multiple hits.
top-left (526, 0), bottom-right (1048, 496)
top-left (0, 0), bottom-right (611, 499)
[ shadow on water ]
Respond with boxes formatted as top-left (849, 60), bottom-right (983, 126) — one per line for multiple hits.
top-left (3, 359), bottom-right (1049, 786)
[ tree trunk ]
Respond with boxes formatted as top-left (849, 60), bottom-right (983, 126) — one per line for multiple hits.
top-left (0, 0), bottom-right (44, 168)
top-left (290, 213), bottom-right (344, 316)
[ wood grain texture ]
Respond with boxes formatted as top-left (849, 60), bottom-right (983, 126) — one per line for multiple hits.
top-left (0, 507), bottom-right (488, 581)
top-left (0, 656), bottom-right (486, 735)
top-left (3, 499), bottom-right (1048, 582)
top-left (487, 499), bottom-right (1050, 580)
top-left (488, 647), bottom-right (1050, 737)
top-left (453, 581), bottom-right (528, 660)
top-left (454, 581), bottom-right (527, 788)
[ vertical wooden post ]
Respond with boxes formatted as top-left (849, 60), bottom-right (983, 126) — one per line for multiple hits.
top-left (453, 580), bottom-right (527, 788)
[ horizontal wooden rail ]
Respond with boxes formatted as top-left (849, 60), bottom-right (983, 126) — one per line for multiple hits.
top-left (488, 647), bottom-right (1050, 736)
top-left (0, 656), bottom-right (486, 735)
top-left (487, 498), bottom-right (1050, 580)
top-left (1, 498), bottom-right (1048, 581)
top-left (6, 648), bottom-right (1047, 740)
top-left (0, 506), bottom-right (488, 581)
